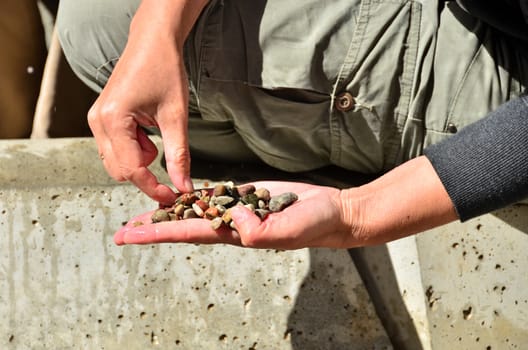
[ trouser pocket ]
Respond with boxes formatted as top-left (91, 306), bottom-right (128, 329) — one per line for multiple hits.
top-left (424, 3), bottom-right (528, 147)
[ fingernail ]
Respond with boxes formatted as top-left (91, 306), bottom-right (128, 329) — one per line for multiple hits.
top-left (114, 233), bottom-right (124, 245)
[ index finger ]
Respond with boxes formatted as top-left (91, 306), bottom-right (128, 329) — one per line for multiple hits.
top-left (111, 126), bottom-right (178, 205)
top-left (157, 108), bottom-right (194, 193)
top-left (126, 166), bottom-right (179, 206)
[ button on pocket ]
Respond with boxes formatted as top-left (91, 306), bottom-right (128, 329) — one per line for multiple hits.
top-left (446, 122), bottom-right (458, 133)
top-left (335, 92), bottom-right (355, 112)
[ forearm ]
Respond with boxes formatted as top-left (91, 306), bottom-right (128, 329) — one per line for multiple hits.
top-left (341, 156), bottom-right (458, 246)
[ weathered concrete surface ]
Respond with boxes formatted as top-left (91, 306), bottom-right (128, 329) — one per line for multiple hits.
top-left (416, 208), bottom-right (528, 349)
top-left (0, 138), bottom-right (392, 349)
top-left (352, 207), bottom-right (528, 350)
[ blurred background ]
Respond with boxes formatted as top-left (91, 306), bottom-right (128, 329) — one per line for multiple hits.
top-left (0, 0), bottom-right (97, 140)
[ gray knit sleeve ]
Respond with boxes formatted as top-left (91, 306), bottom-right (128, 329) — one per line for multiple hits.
top-left (423, 95), bottom-right (528, 221)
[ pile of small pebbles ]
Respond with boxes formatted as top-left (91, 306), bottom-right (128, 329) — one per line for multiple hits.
top-left (150, 182), bottom-right (298, 230)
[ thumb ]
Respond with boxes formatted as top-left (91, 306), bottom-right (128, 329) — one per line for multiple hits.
top-left (158, 109), bottom-right (194, 193)
top-left (229, 205), bottom-right (266, 247)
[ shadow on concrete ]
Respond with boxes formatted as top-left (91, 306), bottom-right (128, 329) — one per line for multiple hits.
top-left (492, 203), bottom-right (528, 234)
top-left (348, 246), bottom-right (424, 350)
top-left (286, 248), bottom-right (392, 349)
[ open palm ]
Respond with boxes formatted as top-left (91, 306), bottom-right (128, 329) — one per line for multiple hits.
top-left (114, 181), bottom-right (359, 249)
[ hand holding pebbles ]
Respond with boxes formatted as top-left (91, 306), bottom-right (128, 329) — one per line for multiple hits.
top-left (150, 181), bottom-right (298, 230)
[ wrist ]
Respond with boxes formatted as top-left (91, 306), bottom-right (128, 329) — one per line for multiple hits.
top-left (339, 156), bottom-right (458, 247)
top-left (338, 187), bottom-right (370, 247)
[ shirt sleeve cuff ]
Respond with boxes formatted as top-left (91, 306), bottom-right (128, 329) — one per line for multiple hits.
top-left (423, 95), bottom-right (528, 221)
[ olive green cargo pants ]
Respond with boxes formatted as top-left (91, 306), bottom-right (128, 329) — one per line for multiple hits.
top-left (57, 0), bottom-right (527, 176)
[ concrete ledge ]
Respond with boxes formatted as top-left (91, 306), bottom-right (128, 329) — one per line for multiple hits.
top-left (0, 138), bottom-right (391, 349)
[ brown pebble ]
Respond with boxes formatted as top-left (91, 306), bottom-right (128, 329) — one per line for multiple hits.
top-left (205, 207), bottom-right (220, 219)
top-left (213, 184), bottom-right (226, 197)
top-left (151, 209), bottom-right (171, 223)
top-left (195, 199), bottom-right (209, 212)
top-left (174, 204), bottom-right (185, 216)
top-left (183, 208), bottom-right (199, 219)
top-left (179, 193), bottom-right (198, 205)
top-left (254, 188), bottom-right (271, 201)
top-left (236, 184), bottom-right (256, 196)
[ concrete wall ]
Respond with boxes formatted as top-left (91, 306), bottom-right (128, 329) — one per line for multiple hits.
top-left (352, 208), bottom-right (528, 350)
top-left (0, 138), bottom-right (391, 349)
top-left (1, 137), bottom-right (527, 349)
